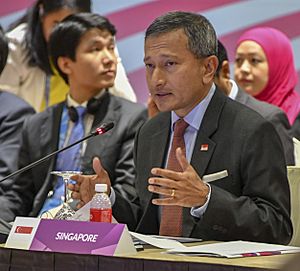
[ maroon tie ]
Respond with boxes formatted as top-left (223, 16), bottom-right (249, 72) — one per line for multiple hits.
top-left (159, 119), bottom-right (189, 236)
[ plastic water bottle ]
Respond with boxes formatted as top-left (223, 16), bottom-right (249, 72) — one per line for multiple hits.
top-left (90, 184), bottom-right (112, 223)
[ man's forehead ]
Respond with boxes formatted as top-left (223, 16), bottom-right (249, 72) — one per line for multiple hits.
top-left (144, 32), bottom-right (188, 60)
top-left (82, 28), bottom-right (114, 41)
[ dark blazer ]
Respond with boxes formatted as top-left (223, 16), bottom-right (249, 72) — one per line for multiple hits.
top-left (0, 91), bottom-right (35, 193)
top-left (235, 88), bottom-right (294, 165)
top-left (0, 93), bottom-right (147, 223)
top-left (291, 112), bottom-right (300, 140)
top-left (114, 88), bottom-right (292, 244)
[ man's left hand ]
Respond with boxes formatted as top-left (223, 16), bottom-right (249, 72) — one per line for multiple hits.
top-left (148, 147), bottom-right (209, 208)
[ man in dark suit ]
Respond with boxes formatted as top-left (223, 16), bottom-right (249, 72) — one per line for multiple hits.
top-left (214, 40), bottom-right (294, 165)
top-left (71, 12), bottom-right (292, 244)
top-left (292, 114), bottom-right (300, 141)
top-left (0, 14), bottom-right (146, 224)
top-left (0, 25), bottom-right (35, 192)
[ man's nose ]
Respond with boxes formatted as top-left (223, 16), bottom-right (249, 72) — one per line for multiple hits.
top-left (152, 68), bottom-right (165, 88)
top-left (102, 49), bottom-right (116, 64)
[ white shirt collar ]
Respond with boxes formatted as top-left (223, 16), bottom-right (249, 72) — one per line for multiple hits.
top-left (228, 79), bottom-right (239, 100)
top-left (67, 89), bottom-right (106, 108)
top-left (171, 84), bottom-right (216, 131)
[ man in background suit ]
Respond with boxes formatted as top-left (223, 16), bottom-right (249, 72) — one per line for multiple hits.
top-left (292, 114), bottom-right (300, 141)
top-left (0, 14), bottom-right (146, 225)
top-left (71, 12), bottom-right (292, 244)
top-left (214, 40), bottom-right (294, 165)
top-left (0, 25), bottom-right (35, 192)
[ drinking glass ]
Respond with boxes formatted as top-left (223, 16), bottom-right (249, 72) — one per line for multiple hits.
top-left (50, 171), bottom-right (82, 204)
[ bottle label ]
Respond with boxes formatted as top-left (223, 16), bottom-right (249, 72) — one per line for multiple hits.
top-left (90, 208), bottom-right (112, 223)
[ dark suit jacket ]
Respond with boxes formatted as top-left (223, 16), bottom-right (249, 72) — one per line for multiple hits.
top-left (235, 88), bottom-right (294, 165)
top-left (291, 112), bottom-right (300, 140)
top-left (0, 91), bottom-right (35, 193)
top-left (114, 88), bottom-right (292, 244)
top-left (0, 93), bottom-right (147, 223)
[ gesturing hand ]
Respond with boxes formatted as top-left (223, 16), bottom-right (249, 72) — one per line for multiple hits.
top-left (148, 148), bottom-right (209, 208)
top-left (68, 157), bottom-right (112, 209)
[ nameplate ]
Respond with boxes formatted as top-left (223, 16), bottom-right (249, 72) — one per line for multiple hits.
top-left (5, 217), bottom-right (136, 256)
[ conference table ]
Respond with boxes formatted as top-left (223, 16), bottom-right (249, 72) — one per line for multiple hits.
top-left (0, 242), bottom-right (297, 271)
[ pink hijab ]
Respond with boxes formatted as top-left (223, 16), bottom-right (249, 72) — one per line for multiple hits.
top-left (236, 27), bottom-right (300, 124)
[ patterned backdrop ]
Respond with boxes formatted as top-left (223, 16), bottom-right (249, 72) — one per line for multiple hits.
top-left (0, 0), bottom-right (299, 104)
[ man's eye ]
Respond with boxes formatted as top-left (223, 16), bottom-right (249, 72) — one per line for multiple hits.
top-left (107, 43), bottom-right (115, 51)
top-left (166, 61), bottom-right (175, 66)
top-left (91, 47), bottom-right (101, 52)
top-left (145, 63), bottom-right (154, 69)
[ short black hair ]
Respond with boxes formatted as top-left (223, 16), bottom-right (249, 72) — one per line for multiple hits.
top-left (215, 40), bottom-right (229, 77)
top-left (0, 25), bottom-right (8, 74)
top-left (145, 11), bottom-right (217, 59)
top-left (49, 12), bottom-right (116, 84)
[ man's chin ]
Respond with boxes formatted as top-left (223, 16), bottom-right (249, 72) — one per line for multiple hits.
top-left (156, 104), bottom-right (173, 113)
top-left (100, 81), bottom-right (115, 89)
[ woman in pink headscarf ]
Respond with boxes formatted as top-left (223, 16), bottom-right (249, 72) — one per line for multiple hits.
top-left (234, 27), bottom-right (300, 125)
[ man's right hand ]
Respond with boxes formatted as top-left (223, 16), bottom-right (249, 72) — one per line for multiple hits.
top-left (68, 157), bottom-right (112, 209)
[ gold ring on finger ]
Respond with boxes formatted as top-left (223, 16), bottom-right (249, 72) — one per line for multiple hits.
top-left (171, 189), bottom-right (175, 197)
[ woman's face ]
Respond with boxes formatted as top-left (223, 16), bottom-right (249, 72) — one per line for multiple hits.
top-left (42, 8), bottom-right (75, 42)
top-left (234, 40), bottom-right (269, 96)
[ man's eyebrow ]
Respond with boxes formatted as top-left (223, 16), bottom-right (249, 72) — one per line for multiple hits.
top-left (144, 54), bottom-right (178, 62)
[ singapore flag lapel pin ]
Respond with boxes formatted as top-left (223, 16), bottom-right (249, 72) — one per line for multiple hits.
top-left (200, 144), bottom-right (209, 151)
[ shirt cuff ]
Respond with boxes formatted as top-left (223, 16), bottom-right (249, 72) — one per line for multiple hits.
top-left (190, 183), bottom-right (211, 218)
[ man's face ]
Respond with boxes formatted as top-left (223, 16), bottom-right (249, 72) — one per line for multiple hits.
top-left (214, 60), bottom-right (231, 96)
top-left (64, 28), bottom-right (117, 97)
top-left (144, 29), bottom-right (213, 117)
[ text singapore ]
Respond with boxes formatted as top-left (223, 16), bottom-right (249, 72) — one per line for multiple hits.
top-left (55, 232), bottom-right (99, 242)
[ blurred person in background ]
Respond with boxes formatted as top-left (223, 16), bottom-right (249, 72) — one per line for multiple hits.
top-left (215, 40), bottom-right (294, 165)
top-left (292, 113), bottom-right (300, 141)
top-left (0, 25), bottom-right (35, 192)
top-left (234, 27), bottom-right (300, 125)
top-left (0, 13), bottom-right (146, 224)
top-left (0, 0), bottom-right (136, 112)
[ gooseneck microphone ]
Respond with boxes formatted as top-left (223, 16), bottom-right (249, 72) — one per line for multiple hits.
top-left (0, 122), bottom-right (114, 183)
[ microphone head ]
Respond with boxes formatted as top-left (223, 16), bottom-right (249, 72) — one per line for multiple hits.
top-left (92, 122), bottom-right (114, 135)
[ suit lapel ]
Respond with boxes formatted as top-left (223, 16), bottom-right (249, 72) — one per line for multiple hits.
top-left (31, 104), bottom-right (64, 216)
top-left (40, 104), bottom-right (63, 157)
top-left (191, 88), bottom-right (226, 177)
top-left (150, 113), bottom-right (171, 169)
top-left (183, 88), bottom-right (227, 236)
top-left (145, 113), bottom-right (171, 209)
top-left (137, 113), bottom-right (171, 233)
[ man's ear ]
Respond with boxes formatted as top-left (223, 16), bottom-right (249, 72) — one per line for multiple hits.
top-left (57, 56), bottom-right (73, 75)
top-left (203, 55), bottom-right (218, 84)
top-left (221, 60), bottom-right (230, 80)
